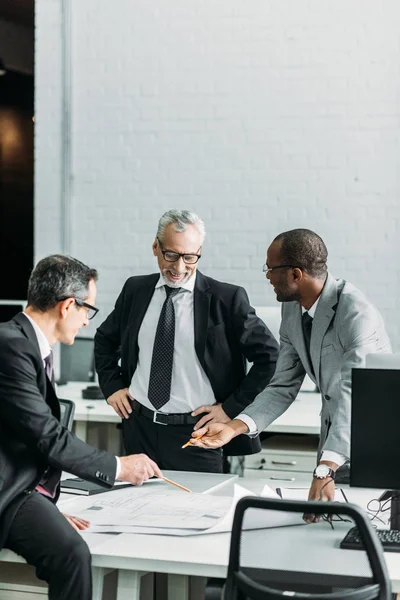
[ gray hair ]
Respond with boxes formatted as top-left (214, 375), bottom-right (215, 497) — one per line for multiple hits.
top-left (27, 255), bottom-right (98, 312)
top-left (156, 210), bottom-right (206, 245)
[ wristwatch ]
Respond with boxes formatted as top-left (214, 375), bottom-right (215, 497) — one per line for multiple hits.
top-left (313, 464), bottom-right (336, 480)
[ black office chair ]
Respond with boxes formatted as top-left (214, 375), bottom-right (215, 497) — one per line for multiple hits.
top-left (205, 497), bottom-right (391, 600)
top-left (59, 399), bottom-right (75, 431)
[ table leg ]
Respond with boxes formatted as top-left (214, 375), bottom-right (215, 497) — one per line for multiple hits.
top-left (117, 570), bottom-right (146, 600)
top-left (168, 574), bottom-right (189, 600)
top-left (74, 421), bottom-right (88, 442)
top-left (92, 567), bottom-right (106, 600)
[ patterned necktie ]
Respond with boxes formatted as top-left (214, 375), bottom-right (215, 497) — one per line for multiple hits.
top-left (44, 351), bottom-right (55, 387)
top-left (36, 350), bottom-right (59, 498)
top-left (148, 286), bottom-right (181, 410)
top-left (302, 311), bottom-right (314, 375)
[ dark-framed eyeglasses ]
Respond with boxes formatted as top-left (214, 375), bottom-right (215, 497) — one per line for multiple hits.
top-left (262, 264), bottom-right (301, 277)
top-left (157, 237), bottom-right (201, 265)
top-left (57, 297), bottom-right (99, 320)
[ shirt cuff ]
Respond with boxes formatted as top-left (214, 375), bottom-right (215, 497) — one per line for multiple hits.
top-left (320, 450), bottom-right (347, 468)
top-left (115, 456), bottom-right (122, 480)
top-left (236, 414), bottom-right (258, 436)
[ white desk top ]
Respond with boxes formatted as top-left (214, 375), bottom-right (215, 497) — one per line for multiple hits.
top-left (56, 382), bottom-right (119, 423)
top-left (57, 382), bottom-right (321, 435)
top-left (1, 473), bottom-right (400, 592)
top-left (83, 477), bottom-right (400, 591)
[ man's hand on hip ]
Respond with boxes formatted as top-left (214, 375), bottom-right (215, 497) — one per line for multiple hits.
top-left (192, 403), bottom-right (230, 430)
top-left (119, 454), bottom-right (163, 486)
top-left (107, 388), bottom-right (132, 419)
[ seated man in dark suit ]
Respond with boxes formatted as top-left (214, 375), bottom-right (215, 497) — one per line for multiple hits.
top-left (95, 209), bottom-right (279, 473)
top-left (0, 255), bottom-right (162, 600)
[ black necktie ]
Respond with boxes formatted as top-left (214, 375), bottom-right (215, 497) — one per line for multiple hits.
top-left (44, 351), bottom-right (55, 387)
top-left (148, 286), bottom-right (181, 410)
top-left (302, 311), bottom-right (314, 374)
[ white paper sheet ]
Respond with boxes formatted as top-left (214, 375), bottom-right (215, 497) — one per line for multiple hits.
top-left (276, 487), bottom-right (346, 502)
top-left (83, 484), bottom-right (303, 536)
top-left (69, 487), bottom-right (232, 530)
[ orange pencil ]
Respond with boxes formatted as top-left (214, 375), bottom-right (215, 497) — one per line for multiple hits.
top-left (162, 476), bottom-right (191, 493)
top-left (181, 434), bottom-right (204, 449)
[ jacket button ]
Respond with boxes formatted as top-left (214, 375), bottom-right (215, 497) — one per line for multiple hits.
top-left (95, 471), bottom-right (100, 477)
top-left (325, 395), bottom-right (331, 401)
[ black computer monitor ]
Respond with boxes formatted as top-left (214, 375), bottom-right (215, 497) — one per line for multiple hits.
top-left (0, 301), bottom-right (26, 322)
top-left (351, 366), bottom-right (400, 528)
top-left (59, 337), bottom-right (96, 384)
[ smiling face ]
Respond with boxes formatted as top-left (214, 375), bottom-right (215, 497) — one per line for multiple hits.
top-left (152, 223), bottom-right (202, 287)
top-left (265, 241), bottom-right (302, 303)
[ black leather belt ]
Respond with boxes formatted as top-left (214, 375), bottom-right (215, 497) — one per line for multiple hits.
top-left (131, 399), bottom-right (199, 426)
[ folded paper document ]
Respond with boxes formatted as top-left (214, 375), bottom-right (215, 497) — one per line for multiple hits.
top-left (64, 483), bottom-right (303, 536)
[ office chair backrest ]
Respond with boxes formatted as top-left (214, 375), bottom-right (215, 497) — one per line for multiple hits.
top-left (224, 497), bottom-right (391, 600)
top-left (59, 399), bottom-right (75, 431)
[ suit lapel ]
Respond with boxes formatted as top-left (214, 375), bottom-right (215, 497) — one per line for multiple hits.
top-left (193, 271), bottom-right (211, 373)
top-left (310, 273), bottom-right (339, 384)
top-left (128, 274), bottom-right (159, 373)
top-left (13, 313), bottom-right (60, 418)
top-left (291, 303), bottom-right (315, 379)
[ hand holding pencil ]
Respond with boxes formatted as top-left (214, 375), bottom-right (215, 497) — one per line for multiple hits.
top-left (183, 422), bottom-right (238, 449)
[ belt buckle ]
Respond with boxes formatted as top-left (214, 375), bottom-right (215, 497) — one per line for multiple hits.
top-left (153, 411), bottom-right (168, 425)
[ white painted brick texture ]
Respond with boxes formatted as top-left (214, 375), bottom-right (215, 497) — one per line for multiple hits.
top-left (36, 0), bottom-right (400, 348)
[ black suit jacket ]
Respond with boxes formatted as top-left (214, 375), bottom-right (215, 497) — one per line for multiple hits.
top-left (95, 271), bottom-right (279, 455)
top-left (0, 313), bottom-right (117, 549)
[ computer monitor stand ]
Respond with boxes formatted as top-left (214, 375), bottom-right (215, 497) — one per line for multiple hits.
top-left (379, 490), bottom-right (400, 530)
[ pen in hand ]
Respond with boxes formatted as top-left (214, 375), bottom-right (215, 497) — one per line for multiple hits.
top-left (182, 434), bottom-right (204, 449)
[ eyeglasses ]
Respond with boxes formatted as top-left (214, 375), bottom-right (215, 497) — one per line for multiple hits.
top-left (157, 238), bottom-right (201, 265)
top-left (262, 264), bottom-right (301, 276)
top-left (74, 298), bottom-right (99, 320)
top-left (57, 297), bottom-right (99, 320)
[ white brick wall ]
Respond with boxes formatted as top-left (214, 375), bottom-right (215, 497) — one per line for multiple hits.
top-left (36, 0), bottom-right (400, 348)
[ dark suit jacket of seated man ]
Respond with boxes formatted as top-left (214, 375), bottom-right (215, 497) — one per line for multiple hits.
top-left (95, 209), bottom-right (279, 474)
top-left (0, 255), bottom-right (162, 600)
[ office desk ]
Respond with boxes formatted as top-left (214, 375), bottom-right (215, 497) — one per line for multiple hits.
top-left (56, 382), bottom-right (118, 442)
top-left (87, 481), bottom-right (400, 600)
top-left (1, 476), bottom-right (392, 600)
top-left (0, 472), bottom-right (237, 600)
top-left (57, 382), bottom-right (321, 443)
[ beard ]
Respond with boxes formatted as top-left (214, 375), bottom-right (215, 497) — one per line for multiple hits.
top-left (161, 268), bottom-right (192, 288)
top-left (275, 287), bottom-right (301, 303)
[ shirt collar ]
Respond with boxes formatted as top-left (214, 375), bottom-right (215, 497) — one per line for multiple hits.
top-left (22, 312), bottom-right (52, 360)
top-left (301, 296), bottom-right (320, 318)
top-left (155, 271), bottom-right (197, 293)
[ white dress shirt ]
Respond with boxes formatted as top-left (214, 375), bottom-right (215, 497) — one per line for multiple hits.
top-left (129, 272), bottom-right (216, 414)
top-left (238, 298), bottom-right (346, 468)
top-left (21, 312), bottom-right (121, 477)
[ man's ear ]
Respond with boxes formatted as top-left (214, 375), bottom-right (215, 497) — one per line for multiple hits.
top-left (152, 238), bottom-right (158, 256)
top-left (292, 267), bottom-right (303, 283)
top-left (59, 298), bottom-right (75, 319)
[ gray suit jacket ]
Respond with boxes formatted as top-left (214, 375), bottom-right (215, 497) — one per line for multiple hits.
top-left (243, 273), bottom-right (391, 460)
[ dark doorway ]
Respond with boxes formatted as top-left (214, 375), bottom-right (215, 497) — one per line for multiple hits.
top-left (0, 69), bottom-right (34, 299)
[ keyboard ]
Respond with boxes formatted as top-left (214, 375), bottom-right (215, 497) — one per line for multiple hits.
top-left (340, 526), bottom-right (400, 552)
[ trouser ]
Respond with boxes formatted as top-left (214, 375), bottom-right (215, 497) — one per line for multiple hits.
top-left (123, 409), bottom-right (223, 473)
top-left (4, 491), bottom-right (92, 600)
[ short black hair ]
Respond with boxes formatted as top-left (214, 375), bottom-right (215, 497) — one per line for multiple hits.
top-left (27, 255), bottom-right (98, 312)
top-left (274, 229), bottom-right (328, 279)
